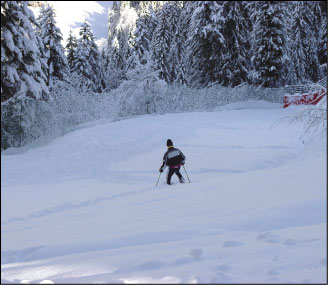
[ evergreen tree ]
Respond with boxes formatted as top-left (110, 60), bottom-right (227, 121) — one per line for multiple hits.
top-left (289, 2), bottom-right (309, 84)
top-left (108, 1), bottom-right (121, 48)
top-left (289, 1), bottom-right (322, 84)
top-left (174, 1), bottom-right (196, 85)
top-left (72, 21), bottom-right (104, 92)
top-left (303, 1), bottom-right (321, 82)
top-left (110, 28), bottom-right (130, 74)
top-left (318, 12), bottom-right (327, 71)
top-left (252, 1), bottom-right (289, 88)
top-left (130, 14), bottom-right (151, 66)
top-left (219, 1), bottom-right (251, 87)
top-left (1, 1), bottom-right (48, 102)
top-left (101, 49), bottom-right (110, 72)
top-left (151, 3), bottom-right (172, 82)
top-left (130, 3), bottom-right (159, 67)
top-left (309, 1), bottom-right (325, 80)
top-left (36, 3), bottom-right (68, 89)
top-left (32, 15), bottom-right (49, 88)
top-left (130, 1), bottom-right (141, 10)
top-left (187, 1), bottom-right (225, 88)
top-left (65, 30), bottom-right (78, 71)
top-left (166, 2), bottom-right (182, 83)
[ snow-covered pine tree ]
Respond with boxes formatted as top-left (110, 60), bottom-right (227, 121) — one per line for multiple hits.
top-left (318, 11), bottom-right (327, 74)
top-left (187, 1), bottom-right (225, 88)
top-left (318, 1), bottom-right (327, 72)
top-left (302, 1), bottom-right (321, 83)
top-left (174, 1), bottom-right (196, 85)
top-left (107, 1), bottom-right (140, 85)
top-left (108, 1), bottom-right (121, 48)
top-left (101, 49), bottom-right (110, 73)
top-left (130, 1), bottom-right (141, 10)
top-left (251, 1), bottom-right (289, 88)
top-left (117, 1), bottom-right (139, 47)
top-left (310, 1), bottom-right (326, 80)
top-left (219, 1), bottom-right (251, 87)
top-left (129, 12), bottom-right (151, 67)
top-left (116, 28), bottom-right (129, 72)
top-left (288, 1), bottom-right (309, 84)
top-left (151, 3), bottom-right (172, 82)
top-left (288, 1), bottom-right (323, 84)
top-left (36, 3), bottom-right (68, 89)
top-left (131, 2), bottom-right (159, 65)
top-left (1, 1), bottom-right (49, 102)
top-left (65, 30), bottom-right (78, 71)
top-left (72, 21), bottom-right (104, 93)
top-left (166, 2), bottom-right (182, 83)
top-left (149, 1), bottom-right (181, 83)
top-left (106, 28), bottom-right (127, 86)
top-left (32, 14), bottom-right (49, 89)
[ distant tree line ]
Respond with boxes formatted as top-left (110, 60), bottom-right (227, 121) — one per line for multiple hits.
top-left (1, 1), bottom-right (326, 104)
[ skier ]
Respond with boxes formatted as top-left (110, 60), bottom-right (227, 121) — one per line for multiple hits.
top-left (159, 139), bottom-right (186, 185)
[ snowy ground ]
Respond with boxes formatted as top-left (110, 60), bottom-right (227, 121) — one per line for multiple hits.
top-left (1, 100), bottom-right (327, 284)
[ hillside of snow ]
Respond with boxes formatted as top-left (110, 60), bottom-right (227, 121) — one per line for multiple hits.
top-left (1, 102), bottom-right (326, 284)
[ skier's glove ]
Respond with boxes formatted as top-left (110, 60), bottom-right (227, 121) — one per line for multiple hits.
top-left (182, 162), bottom-right (185, 165)
top-left (159, 168), bottom-right (163, 173)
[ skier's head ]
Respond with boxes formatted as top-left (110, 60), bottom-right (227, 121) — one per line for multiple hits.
top-left (167, 139), bottom-right (173, 148)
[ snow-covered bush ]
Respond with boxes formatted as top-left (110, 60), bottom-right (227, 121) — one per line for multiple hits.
top-left (1, 96), bottom-right (53, 150)
top-left (274, 95), bottom-right (327, 144)
top-left (1, 77), bottom-right (285, 150)
top-left (291, 96), bottom-right (327, 144)
top-left (1, 80), bottom-right (117, 150)
top-left (113, 78), bottom-right (284, 116)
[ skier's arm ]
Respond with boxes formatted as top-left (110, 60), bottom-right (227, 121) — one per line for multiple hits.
top-left (159, 152), bottom-right (168, 171)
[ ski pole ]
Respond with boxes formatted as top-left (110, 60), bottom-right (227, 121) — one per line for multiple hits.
top-left (183, 165), bottom-right (191, 183)
top-left (156, 172), bottom-right (162, 186)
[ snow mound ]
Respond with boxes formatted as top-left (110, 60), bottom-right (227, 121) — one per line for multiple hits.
top-left (215, 100), bottom-right (282, 111)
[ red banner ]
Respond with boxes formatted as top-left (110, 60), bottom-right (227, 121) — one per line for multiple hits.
top-left (284, 88), bottom-right (326, 108)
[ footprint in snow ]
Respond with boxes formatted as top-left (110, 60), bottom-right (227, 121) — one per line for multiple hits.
top-left (215, 264), bottom-right (231, 273)
top-left (135, 260), bottom-right (166, 271)
top-left (256, 232), bottom-right (282, 244)
top-left (189, 248), bottom-right (203, 261)
top-left (210, 272), bottom-right (231, 283)
top-left (267, 269), bottom-right (278, 276)
top-left (283, 238), bottom-right (297, 246)
top-left (272, 256), bottom-right (284, 263)
top-left (172, 256), bottom-right (194, 266)
top-left (223, 240), bottom-right (243, 247)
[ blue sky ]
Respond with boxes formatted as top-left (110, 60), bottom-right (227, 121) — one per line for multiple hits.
top-left (31, 1), bottom-right (113, 48)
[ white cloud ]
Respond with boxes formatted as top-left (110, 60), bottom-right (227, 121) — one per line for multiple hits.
top-left (31, 1), bottom-right (105, 45)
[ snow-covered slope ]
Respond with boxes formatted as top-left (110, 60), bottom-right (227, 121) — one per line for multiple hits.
top-left (1, 103), bottom-right (326, 284)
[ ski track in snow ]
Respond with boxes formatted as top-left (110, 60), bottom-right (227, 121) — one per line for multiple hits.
top-left (2, 145), bottom-right (298, 226)
top-left (2, 185), bottom-right (159, 225)
top-left (1, 106), bottom-right (326, 284)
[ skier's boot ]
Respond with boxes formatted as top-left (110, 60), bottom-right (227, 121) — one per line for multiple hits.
top-left (179, 176), bottom-right (185, 183)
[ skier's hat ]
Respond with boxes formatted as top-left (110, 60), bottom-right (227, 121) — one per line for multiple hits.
top-left (167, 139), bottom-right (173, 147)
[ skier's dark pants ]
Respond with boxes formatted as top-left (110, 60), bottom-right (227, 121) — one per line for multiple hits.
top-left (167, 167), bottom-right (182, 184)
